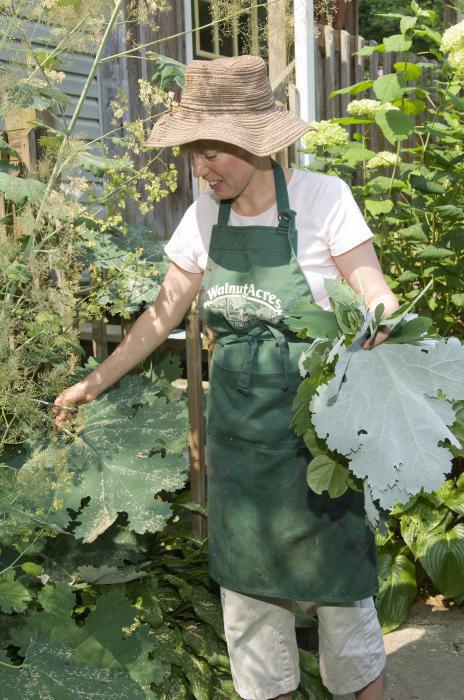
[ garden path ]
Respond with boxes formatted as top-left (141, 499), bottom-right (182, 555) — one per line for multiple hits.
top-left (333, 596), bottom-right (464, 700)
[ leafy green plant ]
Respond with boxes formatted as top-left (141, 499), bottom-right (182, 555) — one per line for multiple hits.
top-left (286, 279), bottom-right (464, 632)
top-left (295, 4), bottom-right (464, 631)
top-left (301, 1), bottom-right (464, 339)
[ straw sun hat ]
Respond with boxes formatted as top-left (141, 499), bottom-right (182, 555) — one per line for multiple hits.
top-left (145, 55), bottom-right (312, 156)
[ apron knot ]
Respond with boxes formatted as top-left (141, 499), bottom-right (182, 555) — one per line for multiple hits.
top-left (234, 325), bottom-right (290, 395)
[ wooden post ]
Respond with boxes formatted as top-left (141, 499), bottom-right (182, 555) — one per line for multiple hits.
top-left (369, 42), bottom-right (379, 153)
top-left (91, 318), bottom-right (109, 361)
top-left (185, 300), bottom-right (207, 536)
top-left (324, 25), bottom-right (336, 119)
top-left (120, 317), bottom-right (135, 338)
top-left (339, 30), bottom-right (351, 117)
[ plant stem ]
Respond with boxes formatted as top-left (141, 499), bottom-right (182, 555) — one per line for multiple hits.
top-left (0, 1), bottom-right (125, 347)
top-left (33, 0), bottom-right (125, 232)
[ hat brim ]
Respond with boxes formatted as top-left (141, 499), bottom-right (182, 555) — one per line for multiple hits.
top-left (144, 108), bottom-right (312, 156)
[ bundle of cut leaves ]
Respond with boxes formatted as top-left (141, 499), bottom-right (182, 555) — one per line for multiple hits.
top-left (285, 279), bottom-right (464, 527)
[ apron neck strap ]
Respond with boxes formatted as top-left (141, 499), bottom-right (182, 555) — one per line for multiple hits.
top-left (216, 159), bottom-right (290, 225)
top-left (272, 160), bottom-right (291, 213)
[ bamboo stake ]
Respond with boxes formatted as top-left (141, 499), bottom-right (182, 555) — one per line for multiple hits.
top-left (185, 300), bottom-right (207, 537)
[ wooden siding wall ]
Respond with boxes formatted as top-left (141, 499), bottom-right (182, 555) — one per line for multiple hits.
top-left (0, 19), bottom-right (102, 142)
top-left (1, 9), bottom-right (192, 239)
top-left (99, 3), bottom-right (192, 239)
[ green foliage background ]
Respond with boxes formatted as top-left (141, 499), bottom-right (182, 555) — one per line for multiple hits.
top-left (359, 0), bottom-right (443, 46)
top-left (299, 1), bottom-right (464, 633)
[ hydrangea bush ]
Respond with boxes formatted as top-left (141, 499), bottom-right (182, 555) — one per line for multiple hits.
top-left (298, 1), bottom-right (464, 631)
top-left (301, 3), bottom-right (464, 340)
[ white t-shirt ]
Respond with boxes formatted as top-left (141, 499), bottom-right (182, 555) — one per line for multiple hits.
top-left (164, 169), bottom-right (373, 310)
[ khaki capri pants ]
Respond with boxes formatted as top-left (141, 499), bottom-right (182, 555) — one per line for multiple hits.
top-left (220, 586), bottom-right (386, 700)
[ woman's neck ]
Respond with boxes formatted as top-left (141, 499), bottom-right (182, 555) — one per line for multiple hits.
top-left (231, 161), bottom-right (292, 217)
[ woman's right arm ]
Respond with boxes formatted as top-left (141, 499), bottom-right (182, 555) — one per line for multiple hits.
top-left (53, 262), bottom-right (203, 423)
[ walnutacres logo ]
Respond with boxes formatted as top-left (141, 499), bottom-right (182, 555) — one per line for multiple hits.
top-left (203, 283), bottom-right (283, 328)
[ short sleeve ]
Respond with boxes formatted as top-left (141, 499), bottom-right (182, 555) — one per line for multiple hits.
top-left (164, 199), bottom-right (207, 273)
top-left (326, 179), bottom-right (373, 256)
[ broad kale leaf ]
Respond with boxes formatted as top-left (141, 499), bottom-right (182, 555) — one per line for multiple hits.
top-left (0, 638), bottom-right (146, 700)
top-left (65, 375), bottom-right (189, 542)
top-left (311, 339), bottom-right (464, 509)
top-left (7, 582), bottom-right (158, 698)
top-left (286, 280), bottom-right (464, 520)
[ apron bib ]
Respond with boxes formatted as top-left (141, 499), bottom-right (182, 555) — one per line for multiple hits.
top-left (199, 162), bottom-right (378, 602)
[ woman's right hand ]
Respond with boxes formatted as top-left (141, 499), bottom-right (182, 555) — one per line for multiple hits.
top-left (53, 381), bottom-right (98, 426)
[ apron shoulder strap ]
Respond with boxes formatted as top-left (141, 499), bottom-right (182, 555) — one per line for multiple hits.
top-left (216, 162), bottom-right (293, 231)
top-left (272, 160), bottom-right (291, 213)
top-left (217, 200), bottom-right (232, 226)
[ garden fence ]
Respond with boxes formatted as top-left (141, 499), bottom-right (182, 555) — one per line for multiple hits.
top-left (313, 25), bottom-right (436, 152)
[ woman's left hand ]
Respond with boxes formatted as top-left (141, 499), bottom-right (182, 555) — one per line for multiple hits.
top-left (332, 240), bottom-right (400, 351)
top-left (362, 324), bottom-right (391, 350)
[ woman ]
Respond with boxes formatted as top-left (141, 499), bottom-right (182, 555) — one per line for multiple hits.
top-left (55, 55), bottom-right (398, 700)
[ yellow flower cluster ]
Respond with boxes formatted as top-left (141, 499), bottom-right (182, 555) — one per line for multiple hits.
top-left (440, 20), bottom-right (464, 77)
top-left (138, 79), bottom-right (176, 110)
top-left (347, 99), bottom-right (399, 119)
top-left (366, 151), bottom-right (399, 169)
top-left (304, 120), bottom-right (349, 152)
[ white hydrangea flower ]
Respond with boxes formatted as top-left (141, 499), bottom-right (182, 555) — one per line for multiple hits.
top-left (366, 151), bottom-right (399, 169)
top-left (440, 20), bottom-right (464, 55)
top-left (347, 99), bottom-right (382, 118)
top-left (347, 99), bottom-right (399, 119)
top-left (448, 47), bottom-right (464, 77)
top-left (304, 120), bottom-right (349, 152)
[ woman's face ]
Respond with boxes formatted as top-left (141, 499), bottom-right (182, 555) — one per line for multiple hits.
top-left (188, 141), bottom-right (258, 199)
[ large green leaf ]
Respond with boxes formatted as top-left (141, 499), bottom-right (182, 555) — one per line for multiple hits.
top-left (306, 455), bottom-right (350, 498)
top-left (399, 16), bottom-right (417, 34)
top-left (437, 475), bottom-right (464, 516)
top-left (329, 79), bottom-right (373, 97)
top-left (365, 199), bottom-right (394, 217)
top-left (181, 652), bottom-right (215, 700)
top-left (164, 575), bottom-right (225, 640)
top-left (65, 379), bottom-right (189, 542)
top-left (383, 34), bottom-right (412, 52)
top-left (337, 142), bottom-right (376, 164)
top-left (11, 585), bottom-right (162, 693)
top-left (368, 176), bottom-right (405, 194)
top-left (400, 497), bottom-right (449, 558)
top-left (409, 174), bottom-right (446, 194)
top-left (394, 61), bottom-right (421, 80)
top-left (373, 73), bottom-right (407, 102)
top-left (376, 553), bottom-right (416, 634)
top-left (182, 622), bottom-right (230, 671)
top-left (311, 339), bottom-right (464, 510)
top-left (399, 223), bottom-right (428, 242)
top-left (0, 637), bottom-right (145, 700)
top-left (0, 172), bottom-right (45, 205)
top-left (11, 582), bottom-right (76, 654)
top-left (285, 299), bottom-right (340, 339)
top-left (375, 109), bottom-right (415, 144)
top-left (418, 525), bottom-right (464, 598)
top-left (0, 569), bottom-right (32, 614)
top-left (416, 245), bottom-right (453, 261)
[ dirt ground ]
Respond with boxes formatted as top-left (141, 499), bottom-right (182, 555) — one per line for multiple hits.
top-left (334, 596), bottom-right (464, 700)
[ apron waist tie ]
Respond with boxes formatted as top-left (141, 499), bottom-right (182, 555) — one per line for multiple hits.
top-left (218, 325), bottom-right (290, 395)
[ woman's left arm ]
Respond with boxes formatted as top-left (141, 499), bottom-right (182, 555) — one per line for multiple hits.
top-left (332, 239), bottom-right (400, 349)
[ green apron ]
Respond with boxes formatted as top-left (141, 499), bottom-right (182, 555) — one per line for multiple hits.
top-left (198, 162), bottom-right (378, 602)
